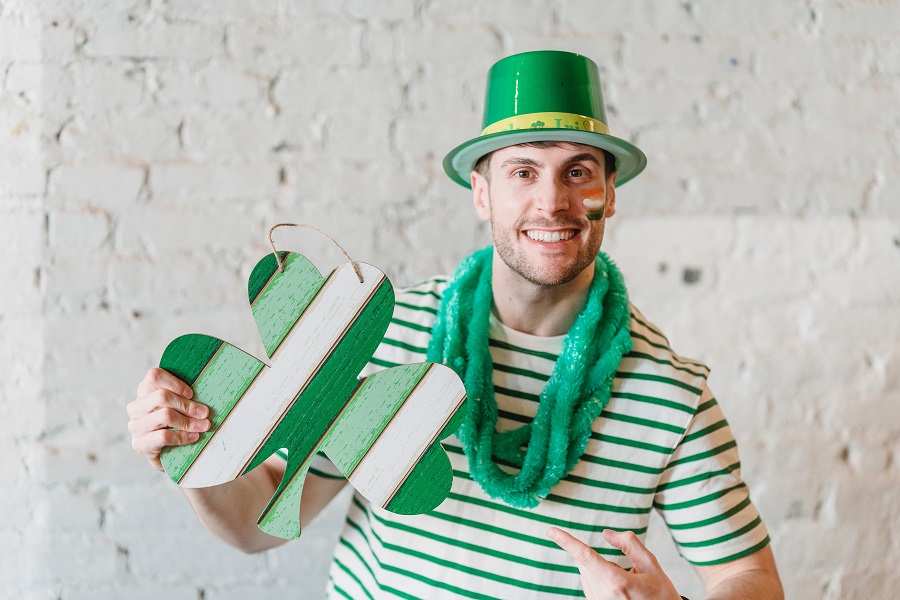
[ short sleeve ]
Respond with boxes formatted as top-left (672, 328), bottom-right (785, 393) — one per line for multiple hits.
top-left (653, 383), bottom-right (770, 566)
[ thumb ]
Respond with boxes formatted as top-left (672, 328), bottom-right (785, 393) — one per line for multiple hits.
top-left (602, 530), bottom-right (658, 573)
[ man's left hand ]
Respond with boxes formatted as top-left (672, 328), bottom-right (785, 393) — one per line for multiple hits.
top-left (548, 527), bottom-right (681, 600)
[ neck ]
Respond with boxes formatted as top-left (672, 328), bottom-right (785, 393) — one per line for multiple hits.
top-left (490, 252), bottom-right (595, 337)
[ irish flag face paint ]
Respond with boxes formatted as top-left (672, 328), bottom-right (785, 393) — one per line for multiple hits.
top-left (581, 187), bottom-right (606, 220)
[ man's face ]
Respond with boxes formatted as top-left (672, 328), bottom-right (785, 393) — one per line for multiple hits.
top-left (470, 142), bottom-right (617, 287)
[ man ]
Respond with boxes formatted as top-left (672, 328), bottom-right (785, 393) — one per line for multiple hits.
top-left (127, 51), bottom-right (783, 599)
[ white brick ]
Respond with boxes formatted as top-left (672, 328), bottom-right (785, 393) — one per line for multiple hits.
top-left (397, 22), bottom-right (500, 73)
top-left (0, 162), bottom-right (45, 195)
top-left (0, 533), bottom-right (29, 585)
top-left (29, 486), bottom-right (101, 533)
top-left (802, 81), bottom-right (900, 130)
top-left (205, 585), bottom-right (301, 600)
top-left (154, 62), bottom-right (267, 109)
top-left (180, 110), bottom-right (281, 160)
top-left (874, 36), bottom-right (900, 77)
top-left (835, 569), bottom-right (900, 600)
top-left (0, 376), bottom-right (46, 438)
top-left (84, 20), bottom-right (224, 60)
top-left (24, 428), bottom-right (148, 487)
top-left (692, 0), bottom-right (813, 36)
top-left (42, 346), bottom-right (149, 404)
top-left (779, 572), bottom-right (831, 600)
top-left (280, 155), bottom-right (420, 204)
top-left (65, 586), bottom-right (198, 600)
top-left (49, 163), bottom-right (145, 207)
top-left (48, 209), bottom-right (111, 253)
top-left (43, 257), bottom-right (108, 311)
top-left (559, 0), bottom-right (695, 36)
top-left (43, 310), bottom-right (129, 351)
top-left (41, 17), bottom-right (84, 59)
top-left (5, 62), bottom-right (44, 106)
top-left (59, 111), bottom-right (182, 162)
top-left (322, 112), bottom-right (392, 162)
top-left (342, 0), bottom-right (414, 21)
top-left (359, 22), bottom-right (398, 66)
top-left (228, 18), bottom-right (363, 65)
top-left (0, 484), bottom-right (35, 527)
top-left (126, 531), bottom-right (268, 582)
top-left (107, 254), bottom-right (244, 313)
top-left (871, 177), bottom-right (900, 215)
top-left (67, 60), bottom-right (147, 111)
top-left (273, 65), bottom-right (402, 116)
top-left (115, 203), bottom-right (262, 254)
top-left (34, 538), bottom-right (120, 585)
top-left (424, 0), bottom-right (555, 31)
top-left (159, 0), bottom-right (280, 21)
top-left (0, 211), bottom-right (43, 312)
top-left (148, 161), bottom-right (278, 199)
top-left (823, 2), bottom-right (900, 36)
top-left (0, 15), bottom-right (42, 60)
top-left (756, 37), bottom-right (875, 84)
top-left (103, 480), bottom-right (198, 536)
top-left (623, 34), bottom-right (753, 84)
top-left (0, 106), bottom-right (43, 166)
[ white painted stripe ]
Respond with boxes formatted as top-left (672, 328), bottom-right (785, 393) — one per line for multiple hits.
top-left (348, 364), bottom-right (466, 507)
top-left (181, 262), bottom-right (386, 487)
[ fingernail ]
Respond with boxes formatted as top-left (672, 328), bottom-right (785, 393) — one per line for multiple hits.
top-left (196, 419), bottom-right (210, 432)
top-left (187, 432), bottom-right (200, 441)
top-left (194, 405), bottom-right (208, 418)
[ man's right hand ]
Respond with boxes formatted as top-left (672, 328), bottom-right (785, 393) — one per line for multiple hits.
top-left (127, 368), bottom-right (211, 472)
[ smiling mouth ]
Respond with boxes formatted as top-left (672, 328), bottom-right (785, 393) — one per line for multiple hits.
top-left (524, 230), bottom-right (576, 243)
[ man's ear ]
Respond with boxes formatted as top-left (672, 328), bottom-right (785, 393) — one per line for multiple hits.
top-left (604, 171), bottom-right (617, 219)
top-left (471, 171), bottom-right (491, 221)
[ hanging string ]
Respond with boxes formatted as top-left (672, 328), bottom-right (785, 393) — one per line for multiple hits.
top-left (267, 222), bottom-right (364, 283)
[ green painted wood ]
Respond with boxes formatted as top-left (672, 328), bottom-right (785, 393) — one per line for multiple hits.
top-left (257, 459), bottom-right (311, 538)
top-left (159, 334), bottom-right (224, 386)
top-left (321, 363), bottom-right (430, 475)
top-left (386, 443), bottom-right (453, 514)
top-left (250, 252), bottom-right (327, 356)
top-left (159, 249), bottom-right (466, 540)
top-left (160, 340), bottom-right (265, 482)
top-left (242, 276), bottom-right (395, 476)
top-left (252, 277), bottom-right (395, 537)
top-left (247, 251), bottom-right (289, 305)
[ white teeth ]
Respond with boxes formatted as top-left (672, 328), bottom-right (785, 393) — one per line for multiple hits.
top-left (525, 230), bottom-right (574, 243)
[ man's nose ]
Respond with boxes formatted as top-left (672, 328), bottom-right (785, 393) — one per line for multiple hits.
top-left (534, 179), bottom-right (571, 214)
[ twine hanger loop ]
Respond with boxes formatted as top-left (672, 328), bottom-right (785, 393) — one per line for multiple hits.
top-left (267, 223), bottom-right (364, 283)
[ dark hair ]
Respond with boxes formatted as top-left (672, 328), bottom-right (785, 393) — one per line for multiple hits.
top-left (473, 141), bottom-right (617, 183)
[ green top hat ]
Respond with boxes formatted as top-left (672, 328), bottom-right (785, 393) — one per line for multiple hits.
top-left (443, 50), bottom-right (647, 189)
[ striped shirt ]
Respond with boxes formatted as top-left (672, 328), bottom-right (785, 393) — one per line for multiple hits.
top-left (312, 277), bottom-right (769, 599)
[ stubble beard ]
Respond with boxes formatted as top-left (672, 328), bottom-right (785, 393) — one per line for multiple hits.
top-left (489, 206), bottom-right (603, 288)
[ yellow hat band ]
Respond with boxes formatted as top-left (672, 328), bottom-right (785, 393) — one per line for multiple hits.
top-left (480, 112), bottom-right (610, 136)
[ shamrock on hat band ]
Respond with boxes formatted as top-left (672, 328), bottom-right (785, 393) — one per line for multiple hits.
top-left (480, 112), bottom-right (610, 136)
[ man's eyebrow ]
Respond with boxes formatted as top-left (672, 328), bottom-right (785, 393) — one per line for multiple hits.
top-left (498, 157), bottom-right (544, 169)
top-left (563, 153), bottom-right (602, 167)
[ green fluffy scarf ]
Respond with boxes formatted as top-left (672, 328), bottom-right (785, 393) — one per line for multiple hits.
top-left (426, 247), bottom-right (633, 509)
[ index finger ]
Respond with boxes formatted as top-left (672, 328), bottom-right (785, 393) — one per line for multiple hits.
top-left (547, 527), bottom-right (621, 578)
top-left (137, 367), bottom-right (194, 399)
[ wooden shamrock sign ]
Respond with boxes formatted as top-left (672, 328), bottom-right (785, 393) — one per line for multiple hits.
top-left (158, 236), bottom-right (466, 540)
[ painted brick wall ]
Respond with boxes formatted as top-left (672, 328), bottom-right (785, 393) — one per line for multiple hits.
top-left (1, 1), bottom-right (898, 598)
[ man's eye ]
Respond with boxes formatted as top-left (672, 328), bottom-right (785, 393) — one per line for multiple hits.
top-left (569, 168), bottom-right (585, 178)
top-left (514, 170), bottom-right (531, 178)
